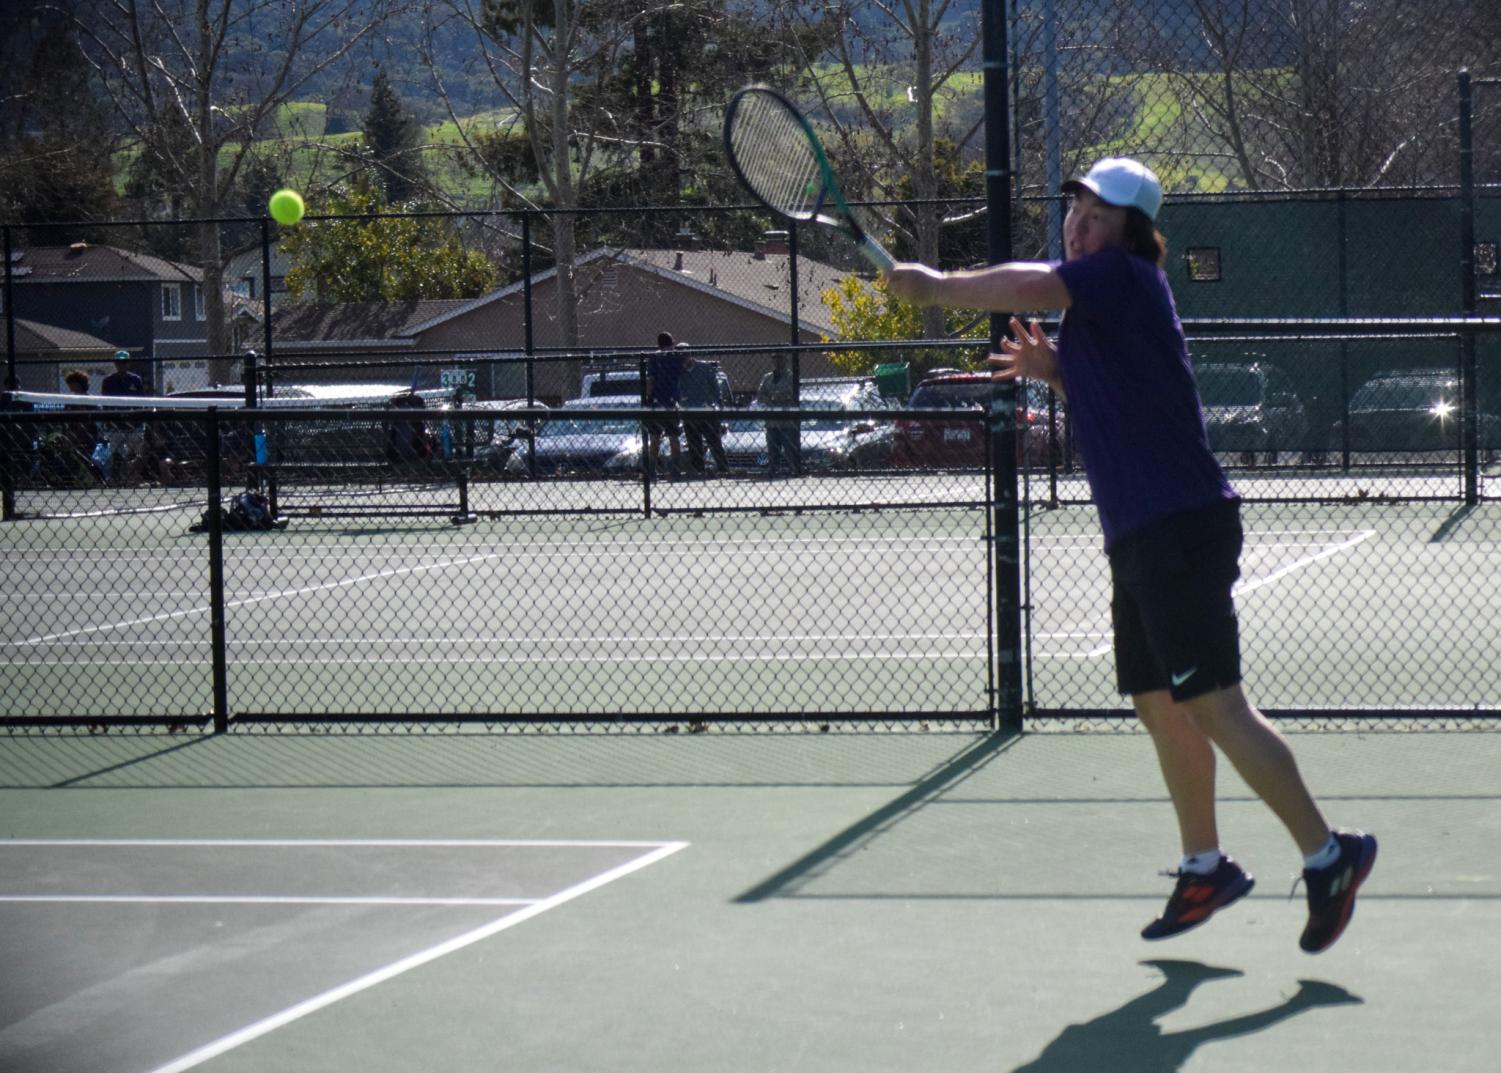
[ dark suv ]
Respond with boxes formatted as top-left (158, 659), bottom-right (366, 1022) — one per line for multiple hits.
top-left (891, 372), bottom-right (1064, 469)
top-left (1195, 362), bottom-right (1307, 466)
top-left (1329, 370), bottom-right (1501, 460)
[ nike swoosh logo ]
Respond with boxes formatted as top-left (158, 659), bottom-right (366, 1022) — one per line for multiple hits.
top-left (1171, 668), bottom-right (1198, 687)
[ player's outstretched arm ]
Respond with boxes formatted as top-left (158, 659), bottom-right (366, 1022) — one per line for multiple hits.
top-left (884, 261), bottom-right (1070, 314)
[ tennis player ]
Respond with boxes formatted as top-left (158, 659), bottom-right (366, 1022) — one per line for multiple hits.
top-left (884, 157), bottom-right (1376, 953)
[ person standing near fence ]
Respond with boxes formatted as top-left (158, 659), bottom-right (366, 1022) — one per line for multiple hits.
top-left (101, 349), bottom-right (147, 484)
top-left (677, 343), bottom-right (729, 477)
top-left (62, 369), bottom-right (104, 482)
top-left (883, 156), bottom-right (1376, 953)
top-left (646, 332), bottom-right (685, 478)
top-left (756, 352), bottom-right (798, 479)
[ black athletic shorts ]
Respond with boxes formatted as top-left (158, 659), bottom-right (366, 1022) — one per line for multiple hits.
top-left (1107, 497), bottom-right (1243, 702)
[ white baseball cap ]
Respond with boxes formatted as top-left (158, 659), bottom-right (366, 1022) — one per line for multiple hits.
top-left (1062, 157), bottom-right (1163, 221)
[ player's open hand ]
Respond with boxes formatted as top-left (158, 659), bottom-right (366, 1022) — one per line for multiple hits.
top-left (988, 316), bottom-right (1058, 384)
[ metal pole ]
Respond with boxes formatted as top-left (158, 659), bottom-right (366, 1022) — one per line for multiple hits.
top-left (2, 226), bottom-right (15, 521)
top-left (259, 217), bottom-right (273, 392)
top-left (205, 408), bottom-right (230, 732)
top-left (1042, 1), bottom-right (1063, 261)
top-left (3, 226), bottom-right (16, 391)
top-left (522, 212), bottom-right (536, 402)
top-left (1458, 69), bottom-right (1478, 505)
top-left (983, 0), bottom-right (1023, 733)
top-left (789, 222), bottom-right (802, 474)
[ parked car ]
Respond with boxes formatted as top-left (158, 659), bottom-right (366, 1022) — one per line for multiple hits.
top-left (1328, 370), bottom-right (1501, 459)
top-left (505, 397), bottom-right (644, 477)
top-left (890, 372), bottom-right (1064, 469)
top-left (720, 379), bottom-right (894, 472)
top-left (459, 399), bottom-right (549, 474)
top-left (581, 362), bottom-right (734, 405)
top-left (1195, 362), bottom-right (1308, 466)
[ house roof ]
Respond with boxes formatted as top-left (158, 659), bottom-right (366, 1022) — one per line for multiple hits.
top-left (272, 298), bottom-right (472, 348)
top-left (10, 243), bottom-right (203, 284)
top-left (621, 247), bottom-right (845, 336)
top-left (265, 245), bottom-right (855, 348)
top-left (12, 318), bottom-right (116, 352)
top-left (407, 246), bottom-right (848, 338)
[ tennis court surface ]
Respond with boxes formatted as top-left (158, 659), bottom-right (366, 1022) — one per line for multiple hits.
top-left (2, 727), bottom-right (1496, 1073)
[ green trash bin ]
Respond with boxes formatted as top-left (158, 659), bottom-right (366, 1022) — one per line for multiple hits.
top-left (872, 361), bottom-right (910, 399)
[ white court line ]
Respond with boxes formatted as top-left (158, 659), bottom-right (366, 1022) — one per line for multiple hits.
top-left (1068, 525), bottom-right (1380, 660)
top-left (11, 535), bottom-right (989, 645)
top-left (1, 838), bottom-right (681, 847)
top-left (14, 546), bottom-right (526, 646)
top-left (0, 895), bottom-right (536, 906)
top-left (0, 839), bottom-right (689, 1073)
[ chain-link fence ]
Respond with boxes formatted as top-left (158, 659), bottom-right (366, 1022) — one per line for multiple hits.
top-left (3, 2), bottom-right (1497, 729)
top-left (1, 381), bottom-right (1497, 730)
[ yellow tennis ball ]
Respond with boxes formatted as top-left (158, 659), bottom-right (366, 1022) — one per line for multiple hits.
top-left (268, 188), bottom-right (305, 225)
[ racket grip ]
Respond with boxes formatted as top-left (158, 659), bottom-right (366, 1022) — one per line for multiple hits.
top-left (859, 237), bottom-right (896, 273)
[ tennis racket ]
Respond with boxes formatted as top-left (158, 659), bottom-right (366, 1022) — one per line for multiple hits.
top-left (723, 85), bottom-right (895, 273)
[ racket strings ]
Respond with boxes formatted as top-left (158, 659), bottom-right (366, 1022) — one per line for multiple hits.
top-left (729, 95), bottom-right (824, 219)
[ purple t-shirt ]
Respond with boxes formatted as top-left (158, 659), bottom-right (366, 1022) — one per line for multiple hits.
top-left (1054, 248), bottom-right (1235, 549)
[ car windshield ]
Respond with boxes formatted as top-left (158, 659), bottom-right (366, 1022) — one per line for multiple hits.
top-left (1351, 376), bottom-right (1455, 411)
top-left (724, 398), bottom-right (860, 433)
top-left (910, 382), bottom-right (990, 409)
top-left (539, 413), bottom-right (638, 437)
top-left (1197, 367), bottom-right (1263, 406)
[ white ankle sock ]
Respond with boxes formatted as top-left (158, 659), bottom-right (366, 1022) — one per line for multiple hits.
top-left (1179, 849), bottom-right (1223, 875)
top-left (1303, 834), bottom-right (1340, 870)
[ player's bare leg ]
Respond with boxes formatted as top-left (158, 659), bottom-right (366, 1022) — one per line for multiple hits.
top-left (1177, 683), bottom-right (1330, 856)
top-left (1134, 690), bottom-right (1219, 856)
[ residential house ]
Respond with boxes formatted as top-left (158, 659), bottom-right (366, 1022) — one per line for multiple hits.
top-left (2, 243), bottom-right (209, 391)
top-left (4, 318), bottom-right (119, 392)
top-left (223, 244), bottom-right (291, 307)
top-left (269, 238), bottom-right (858, 402)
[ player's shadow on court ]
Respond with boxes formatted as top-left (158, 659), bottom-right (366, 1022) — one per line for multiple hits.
top-left (1009, 959), bottom-right (1360, 1073)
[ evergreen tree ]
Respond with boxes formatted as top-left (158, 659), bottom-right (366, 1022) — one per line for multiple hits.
top-left (362, 69), bottom-right (425, 205)
top-left (0, 16), bottom-right (121, 240)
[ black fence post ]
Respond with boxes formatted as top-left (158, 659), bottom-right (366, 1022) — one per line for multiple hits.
top-left (205, 407), bottom-right (230, 732)
top-left (3, 225), bottom-right (15, 392)
top-left (2, 226), bottom-right (15, 521)
top-left (788, 223), bottom-right (803, 474)
top-left (982, 0), bottom-right (1024, 734)
top-left (522, 212), bottom-right (537, 480)
top-left (1458, 69), bottom-right (1479, 506)
top-left (260, 217), bottom-right (274, 377)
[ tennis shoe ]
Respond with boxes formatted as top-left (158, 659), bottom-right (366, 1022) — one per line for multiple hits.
top-left (1297, 829), bottom-right (1377, 954)
top-left (1141, 857), bottom-right (1255, 940)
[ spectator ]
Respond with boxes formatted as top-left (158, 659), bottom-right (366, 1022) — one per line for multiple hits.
top-left (386, 390), bottom-right (436, 466)
top-left (756, 352), bottom-right (798, 478)
top-left (676, 342), bottom-right (728, 477)
top-left (645, 331), bottom-right (685, 477)
top-left (100, 350), bottom-right (147, 483)
top-left (61, 369), bottom-right (103, 480)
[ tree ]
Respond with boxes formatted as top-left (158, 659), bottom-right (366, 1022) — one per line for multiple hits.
top-left (279, 180), bottom-right (496, 303)
top-left (821, 274), bottom-right (984, 376)
top-left (0, 9), bottom-right (121, 239)
top-left (778, 0), bottom-right (984, 339)
top-left (424, 0), bottom-right (648, 349)
top-left (1103, 0), bottom-right (1501, 189)
top-left (70, 0), bottom-right (392, 379)
top-left (363, 69), bottom-right (426, 204)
